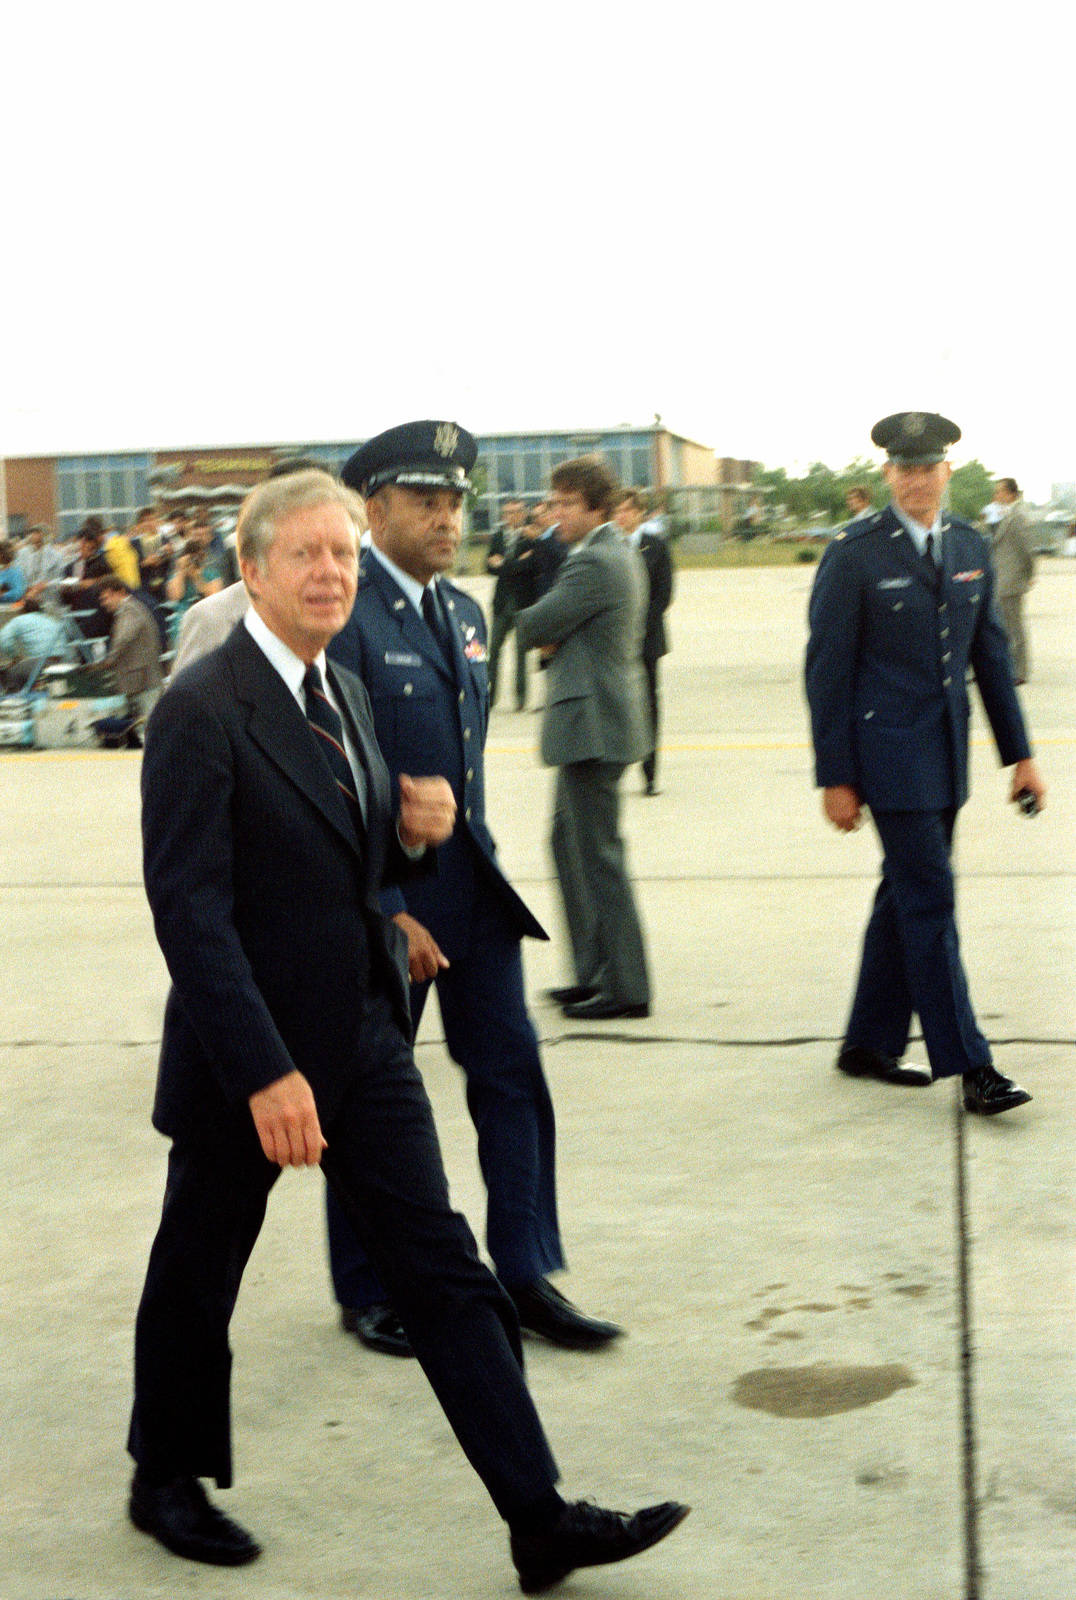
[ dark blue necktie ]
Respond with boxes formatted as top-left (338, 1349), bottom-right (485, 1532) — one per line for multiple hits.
top-left (421, 584), bottom-right (453, 666)
top-left (925, 532), bottom-right (941, 589)
top-left (303, 663), bottom-right (365, 835)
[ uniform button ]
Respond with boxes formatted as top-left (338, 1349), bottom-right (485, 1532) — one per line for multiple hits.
top-left (943, 676), bottom-right (952, 686)
top-left (458, 690), bottom-right (465, 704)
top-left (465, 806), bottom-right (472, 820)
top-left (938, 603), bottom-right (947, 614)
top-left (403, 683), bottom-right (413, 696)
top-left (463, 727), bottom-right (471, 740)
top-left (864, 710), bottom-right (874, 720)
top-left (941, 627), bottom-right (950, 638)
top-left (466, 768), bottom-right (474, 781)
top-left (942, 652), bottom-right (951, 662)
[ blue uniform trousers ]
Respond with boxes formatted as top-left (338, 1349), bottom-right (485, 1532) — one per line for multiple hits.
top-left (844, 808), bottom-right (993, 1080)
top-left (328, 895), bottom-right (564, 1308)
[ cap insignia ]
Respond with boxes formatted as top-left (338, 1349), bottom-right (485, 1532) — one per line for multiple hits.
top-left (434, 423), bottom-right (460, 458)
top-left (904, 413), bottom-right (926, 437)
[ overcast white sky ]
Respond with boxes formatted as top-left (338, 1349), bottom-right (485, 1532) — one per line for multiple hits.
top-left (2, 2), bottom-right (1072, 496)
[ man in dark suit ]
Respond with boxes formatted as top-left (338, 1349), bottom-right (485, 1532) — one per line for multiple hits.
top-left (805, 412), bottom-right (1046, 1114)
top-left (127, 466), bottom-right (687, 1587)
top-left (485, 497), bottom-right (530, 708)
top-left (325, 421), bottom-right (622, 1357)
top-left (613, 489), bottom-right (674, 795)
top-left (516, 456), bottom-right (652, 1021)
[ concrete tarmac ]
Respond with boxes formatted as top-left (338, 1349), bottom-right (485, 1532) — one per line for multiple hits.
top-left (1, 561), bottom-right (1072, 1600)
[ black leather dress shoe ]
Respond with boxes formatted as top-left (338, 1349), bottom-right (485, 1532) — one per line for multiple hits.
top-left (509, 1279), bottom-right (623, 1350)
top-left (545, 984), bottom-right (597, 1005)
top-left (562, 994), bottom-right (650, 1020)
top-left (341, 1303), bottom-right (414, 1357)
top-left (963, 1064), bottom-right (1032, 1115)
top-left (128, 1471), bottom-right (261, 1566)
top-left (837, 1045), bottom-right (932, 1087)
top-left (511, 1498), bottom-right (690, 1594)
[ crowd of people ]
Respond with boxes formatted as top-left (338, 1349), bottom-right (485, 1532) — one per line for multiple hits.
top-left (0, 506), bottom-right (238, 741)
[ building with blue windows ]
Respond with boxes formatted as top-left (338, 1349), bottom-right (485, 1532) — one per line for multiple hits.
top-left (3, 424), bottom-right (755, 543)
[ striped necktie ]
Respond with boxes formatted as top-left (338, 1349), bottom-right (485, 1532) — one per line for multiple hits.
top-left (303, 663), bottom-right (365, 834)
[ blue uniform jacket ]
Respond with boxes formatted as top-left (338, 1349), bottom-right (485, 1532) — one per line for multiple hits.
top-left (329, 552), bottom-right (548, 958)
top-left (805, 506), bottom-right (1031, 811)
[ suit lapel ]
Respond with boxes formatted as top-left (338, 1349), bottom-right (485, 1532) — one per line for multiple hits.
top-left (226, 626), bottom-right (362, 856)
top-left (365, 554), bottom-right (457, 685)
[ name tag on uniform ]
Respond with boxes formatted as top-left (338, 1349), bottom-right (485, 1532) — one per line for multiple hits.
top-left (384, 650), bottom-right (423, 666)
top-left (953, 570), bottom-right (984, 582)
top-left (877, 577), bottom-right (913, 589)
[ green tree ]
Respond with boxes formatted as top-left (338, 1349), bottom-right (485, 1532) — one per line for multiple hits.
top-left (947, 460), bottom-right (995, 522)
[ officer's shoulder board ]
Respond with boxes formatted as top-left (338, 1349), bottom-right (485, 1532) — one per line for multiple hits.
top-left (836, 512), bottom-right (882, 544)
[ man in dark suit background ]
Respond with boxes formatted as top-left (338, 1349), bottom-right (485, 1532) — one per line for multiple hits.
top-left (325, 421), bottom-right (622, 1357)
top-left (613, 489), bottom-right (674, 795)
top-left (516, 456), bottom-right (652, 1022)
top-left (485, 497), bottom-right (530, 709)
top-left (127, 466), bottom-right (687, 1588)
top-left (805, 412), bottom-right (1046, 1115)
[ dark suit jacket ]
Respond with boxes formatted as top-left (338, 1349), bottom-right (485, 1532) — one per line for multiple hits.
top-left (328, 554), bottom-right (546, 959)
top-left (805, 506), bottom-right (1031, 812)
top-left (141, 621), bottom-right (416, 1142)
top-left (637, 531), bottom-right (673, 661)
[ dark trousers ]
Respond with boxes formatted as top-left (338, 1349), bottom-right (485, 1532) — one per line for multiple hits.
top-left (551, 760), bottom-right (650, 1006)
top-left (640, 657), bottom-right (660, 785)
top-left (328, 900), bottom-right (564, 1309)
top-left (129, 994), bottom-right (560, 1520)
top-left (488, 603), bottom-right (525, 708)
top-left (844, 808), bottom-right (992, 1080)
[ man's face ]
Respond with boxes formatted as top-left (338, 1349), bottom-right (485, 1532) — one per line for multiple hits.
top-left (548, 489), bottom-right (603, 545)
top-left (503, 500), bottom-right (526, 529)
top-left (367, 485), bottom-right (463, 584)
top-left (241, 500), bottom-right (358, 662)
top-left (994, 480), bottom-right (1015, 505)
top-left (884, 460), bottom-right (951, 526)
top-left (613, 498), bottom-right (645, 535)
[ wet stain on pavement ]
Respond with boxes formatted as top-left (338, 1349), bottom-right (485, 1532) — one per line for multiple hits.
top-left (892, 1283), bottom-right (930, 1298)
top-left (731, 1362), bottom-right (916, 1418)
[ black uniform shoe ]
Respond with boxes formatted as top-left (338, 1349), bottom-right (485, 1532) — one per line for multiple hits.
top-left (963, 1065), bottom-right (1032, 1115)
top-left (509, 1279), bottom-right (624, 1350)
top-left (511, 1498), bottom-right (690, 1594)
top-left (128, 1472), bottom-right (261, 1566)
top-left (545, 984), bottom-right (597, 1005)
top-left (341, 1303), bottom-right (414, 1357)
top-left (837, 1045), bottom-right (932, 1087)
top-left (562, 994), bottom-right (650, 1020)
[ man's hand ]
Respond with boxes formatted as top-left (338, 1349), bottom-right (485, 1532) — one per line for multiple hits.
top-left (398, 774), bottom-right (456, 848)
top-left (538, 643), bottom-right (558, 661)
top-left (393, 911), bottom-right (450, 982)
top-left (1010, 757), bottom-right (1046, 812)
top-left (249, 1070), bottom-right (326, 1167)
top-left (823, 785), bottom-right (863, 832)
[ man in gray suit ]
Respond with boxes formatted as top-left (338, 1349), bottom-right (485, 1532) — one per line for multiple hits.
top-left (516, 457), bottom-right (652, 1020)
top-left (990, 477), bottom-right (1037, 683)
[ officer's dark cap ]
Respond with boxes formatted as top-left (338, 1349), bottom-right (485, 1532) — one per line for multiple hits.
top-left (871, 411), bottom-right (961, 465)
top-left (342, 421), bottom-right (477, 497)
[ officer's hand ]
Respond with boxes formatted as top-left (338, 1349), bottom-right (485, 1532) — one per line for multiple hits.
top-left (823, 785), bottom-right (863, 832)
top-left (398, 774), bottom-right (457, 848)
top-left (1010, 758), bottom-right (1046, 812)
top-left (248, 1070), bottom-right (326, 1167)
top-left (393, 912), bottom-right (450, 982)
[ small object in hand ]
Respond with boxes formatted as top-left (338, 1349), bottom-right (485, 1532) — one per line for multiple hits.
top-left (1015, 788), bottom-right (1040, 817)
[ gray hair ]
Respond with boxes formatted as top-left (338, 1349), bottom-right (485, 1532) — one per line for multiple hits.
top-left (236, 469), bottom-right (367, 572)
